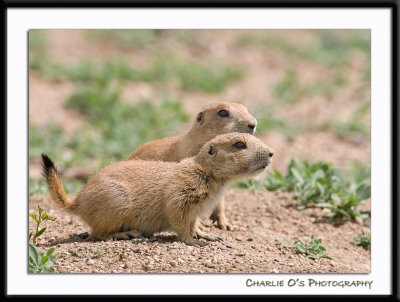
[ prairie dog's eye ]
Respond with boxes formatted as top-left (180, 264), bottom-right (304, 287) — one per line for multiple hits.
top-left (218, 110), bottom-right (229, 117)
top-left (234, 141), bottom-right (246, 149)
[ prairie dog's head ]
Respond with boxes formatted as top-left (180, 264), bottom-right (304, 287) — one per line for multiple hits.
top-left (194, 102), bottom-right (257, 137)
top-left (195, 132), bottom-right (274, 180)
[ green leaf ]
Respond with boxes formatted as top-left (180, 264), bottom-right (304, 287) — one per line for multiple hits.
top-left (29, 244), bottom-right (39, 266)
top-left (330, 193), bottom-right (341, 203)
top-left (29, 213), bottom-right (38, 222)
top-left (46, 248), bottom-right (55, 256)
top-left (290, 168), bottom-right (304, 184)
top-left (35, 227), bottom-right (47, 238)
top-left (356, 183), bottom-right (371, 200)
top-left (41, 255), bottom-right (49, 265)
top-left (316, 202), bottom-right (333, 208)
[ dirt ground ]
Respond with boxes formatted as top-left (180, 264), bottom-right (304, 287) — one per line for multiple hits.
top-left (29, 189), bottom-right (370, 274)
top-left (29, 29), bottom-right (371, 273)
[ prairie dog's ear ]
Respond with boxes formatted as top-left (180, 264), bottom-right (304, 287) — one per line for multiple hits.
top-left (208, 145), bottom-right (216, 157)
top-left (197, 112), bottom-right (204, 125)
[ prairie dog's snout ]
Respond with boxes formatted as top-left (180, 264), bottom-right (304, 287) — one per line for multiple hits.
top-left (256, 147), bottom-right (274, 169)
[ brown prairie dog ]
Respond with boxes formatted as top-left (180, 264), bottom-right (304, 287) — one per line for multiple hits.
top-left (127, 102), bottom-right (258, 231)
top-left (42, 133), bottom-right (274, 246)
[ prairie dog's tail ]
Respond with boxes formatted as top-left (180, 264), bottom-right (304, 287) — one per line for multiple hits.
top-left (41, 153), bottom-right (77, 211)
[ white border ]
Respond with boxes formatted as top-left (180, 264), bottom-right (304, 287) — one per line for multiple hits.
top-left (7, 8), bottom-right (392, 295)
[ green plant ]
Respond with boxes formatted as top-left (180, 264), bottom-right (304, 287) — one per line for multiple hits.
top-left (29, 205), bottom-right (56, 244)
top-left (29, 244), bottom-right (62, 273)
top-left (352, 231), bottom-right (371, 250)
top-left (260, 159), bottom-right (370, 220)
top-left (284, 235), bottom-right (333, 260)
top-left (92, 246), bottom-right (106, 256)
top-left (234, 178), bottom-right (264, 192)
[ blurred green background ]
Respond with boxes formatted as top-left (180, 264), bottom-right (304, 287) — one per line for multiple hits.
top-left (29, 29), bottom-right (371, 195)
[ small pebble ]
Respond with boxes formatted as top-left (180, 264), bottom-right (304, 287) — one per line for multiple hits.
top-left (272, 268), bottom-right (279, 273)
top-left (87, 259), bottom-right (94, 265)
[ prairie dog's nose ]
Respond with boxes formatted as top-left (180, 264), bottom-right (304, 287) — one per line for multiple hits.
top-left (269, 151), bottom-right (274, 158)
top-left (248, 124), bottom-right (256, 130)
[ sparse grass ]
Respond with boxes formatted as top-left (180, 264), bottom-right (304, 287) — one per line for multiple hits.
top-left (238, 30), bottom-right (370, 67)
top-left (272, 69), bottom-right (303, 104)
top-left (283, 235), bottom-right (333, 260)
top-left (329, 101), bottom-right (371, 140)
top-left (306, 30), bottom-right (370, 66)
top-left (29, 30), bottom-right (48, 54)
top-left (87, 29), bottom-right (162, 49)
top-left (176, 61), bottom-right (244, 92)
top-left (30, 56), bottom-right (190, 166)
top-left (30, 57), bottom-right (244, 93)
top-left (29, 177), bottom-right (47, 196)
top-left (29, 205), bottom-right (56, 244)
top-left (250, 105), bottom-right (307, 140)
top-left (236, 33), bottom-right (302, 58)
top-left (272, 69), bottom-right (347, 104)
top-left (306, 73), bottom-right (347, 100)
top-left (352, 231), bottom-right (371, 250)
top-left (236, 159), bottom-right (370, 221)
top-left (65, 89), bottom-right (190, 163)
top-left (29, 123), bottom-right (67, 162)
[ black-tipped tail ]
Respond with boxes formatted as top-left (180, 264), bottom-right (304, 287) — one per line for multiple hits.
top-left (41, 153), bottom-right (57, 178)
top-left (40, 153), bottom-right (76, 210)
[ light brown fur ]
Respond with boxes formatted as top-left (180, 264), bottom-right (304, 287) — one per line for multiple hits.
top-left (127, 102), bottom-right (258, 232)
top-left (42, 133), bottom-right (274, 246)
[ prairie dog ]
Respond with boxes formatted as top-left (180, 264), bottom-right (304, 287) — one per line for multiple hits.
top-left (42, 133), bottom-right (274, 246)
top-left (126, 102), bottom-right (257, 161)
top-left (127, 102), bottom-right (258, 231)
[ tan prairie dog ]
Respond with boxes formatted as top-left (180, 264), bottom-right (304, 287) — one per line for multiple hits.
top-left (127, 102), bottom-right (258, 231)
top-left (42, 133), bottom-right (274, 246)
